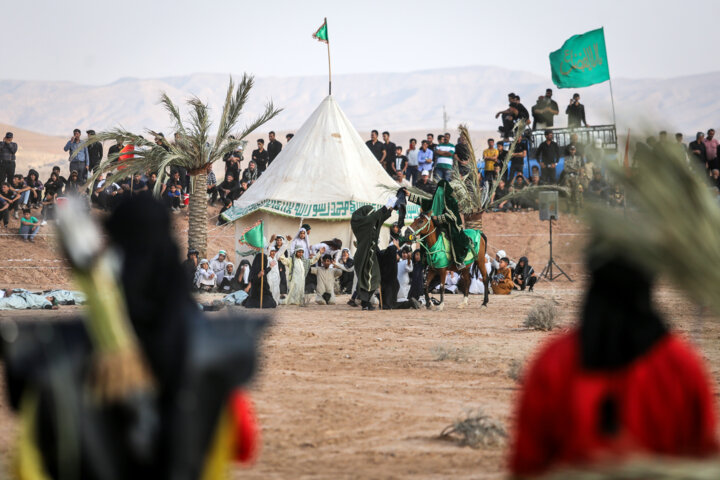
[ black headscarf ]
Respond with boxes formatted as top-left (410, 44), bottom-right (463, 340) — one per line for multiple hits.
top-left (579, 255), bottom-right (667, 371)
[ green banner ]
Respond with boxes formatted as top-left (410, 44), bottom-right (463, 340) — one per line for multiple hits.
top-left (239, 221), bottom-right (265, 250)
top-left (549, 27), bottom-right (609, 88)
top-left (312, 19), bottom-right (328, 43)
top-left (222, 199), bottom-right (420, 223)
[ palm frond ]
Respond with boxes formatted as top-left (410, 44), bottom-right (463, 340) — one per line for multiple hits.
top-left (489, 184), bottom-right (569, 208)
top-left (482, 120), bottom-right (526, 211)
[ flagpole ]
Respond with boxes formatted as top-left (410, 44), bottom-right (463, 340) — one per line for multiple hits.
top-left (608, 77), bottom-right (617, 126)
top-left (260, 250), bottom-right (265, 308)
top-left (325, 17), bottom-right (332, 96)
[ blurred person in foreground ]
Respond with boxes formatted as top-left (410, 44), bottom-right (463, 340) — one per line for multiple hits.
top-left (510, 252), bottom-right (718, 477)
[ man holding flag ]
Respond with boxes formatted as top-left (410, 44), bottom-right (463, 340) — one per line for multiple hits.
top-left (239, 221), bottom-right (277, 309)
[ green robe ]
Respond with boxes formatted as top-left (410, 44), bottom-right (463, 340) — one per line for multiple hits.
top-left (351, 205), bottom-right (392, 302)
top-left (408, 180), bottom-right (470, 266)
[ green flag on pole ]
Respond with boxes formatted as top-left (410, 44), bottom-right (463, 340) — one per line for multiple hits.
top-left (549, 27), bottom-right (610, 88)
top-left (239, 220), bottom-right (265, 251)
top-left (312, 18), bottom-right (328, 43)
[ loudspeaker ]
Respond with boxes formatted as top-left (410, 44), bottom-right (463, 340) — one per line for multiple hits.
top-left (539, 191), bottom-right (559, 221)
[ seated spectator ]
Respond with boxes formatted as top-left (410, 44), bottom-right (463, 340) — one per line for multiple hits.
top-left (10, 174), bottom-right (30, 213)
top-left (609, 185), bottom-right (625, 208)
top-left (468, 256), bottom-right (492, 295)
top-left (218, 263), bottom-right (239, 293)
top-left (164, 184), bottom-right (182, 211)
top-left (336, 248), bottom-right (355, 294)
top-left (241, 160), bottom-right (259, 185)
top-left (236, 260), bottom-right (251, 293)
top-left (40, 190), bottom-right (56, 221)
top-left (224, 152), bottom-right (241, 182)
top-left (491, 249), bottom-right (516, 275)
top-left (0, 184), bottom-right (11, 228)
top-left (311, 254), bottom-right (342, 305)
top-left (416, 170), bottom-right (437, 194)
top-left (217, 198), bottom-right (232, 225)
top-left (24, 169), bottom-right (43, 208)
top-left (146, 171), bottom-right (158, 194)
top-left (512, 256), bottom-right (537, 291)
top-left (218, 173), bottom-right (242, 203)
top-left (587, 170), bottom-right (609, 202)
top-left (510, 173), bottom-right (529, 211)
top-left (491, 257), bottom-right (515, 294)
top-left (182, 248), bottom-right (199, 289)
top-left (44, 172), bottom-right (64, 198)
top-left (206, 165), bottom-right (218, 205)
top-left (210, 250), bottom-right (230, 285)
top-left (64, 170), bottom-right (83, 196)
top-left (195, 259), bottom-right (216, 292)
top-left (3, 180), bottom-right (21, 219)
top-left (492, 179), bottom-right (511, 211)
top-left (19, 208), bottom-right (40, 242)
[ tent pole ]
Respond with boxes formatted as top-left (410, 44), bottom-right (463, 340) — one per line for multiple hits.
top-left (326, 23), bottom-right (332, 96)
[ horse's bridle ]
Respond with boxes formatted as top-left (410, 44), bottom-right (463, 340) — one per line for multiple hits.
top-left (407, 213), bottom-right (436, 244)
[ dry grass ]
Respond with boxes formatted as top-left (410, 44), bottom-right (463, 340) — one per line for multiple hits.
top-left (430, 343), bottom-right (475, 362)
top-left (507, 358), bottom-right (524, 383)
top-left (440, 409), bottom-right (507, 448)
top-left (523, 300), bottom-right (557, 331)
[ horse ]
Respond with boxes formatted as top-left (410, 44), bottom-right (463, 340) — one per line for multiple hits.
top-left (406, 212), bottom-right (489, 310)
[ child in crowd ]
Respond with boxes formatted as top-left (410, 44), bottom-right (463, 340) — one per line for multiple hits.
top-left (512, 256), bottom-right (538, 292)
top-left (165, 184), bottom-right (182, 211)
top-left (290, 228), bottom-right (311, 259)
top-left (266, 245), bottom-right (288, 303)
top-left (218, 263), bottom-right (238, 293)
top-left (312, 254), bottom-right (342, 305)
top-left (335, 248), bottom-right (355, 294)
top-left (195, 259), bottom-right (216, 292)
top-left (19, 209), bottom-right (40, 242)
top-left (279, 246), bottom-right (324, 305)
top-left (210, 250), bottom-right (230, 285)
top-left (40, 191), bottom-right (56, 221)
top-left (491, 257), bottom-right (515, 295)
top-left (407, 249), bottom-right (425, 304)
top-left (397, 247), bottom-right (413, 301)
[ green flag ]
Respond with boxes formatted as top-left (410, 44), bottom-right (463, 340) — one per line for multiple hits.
top-left (312, 18), bottom-right (328, 44)
top-left (549, 27), bottom-right (609, 88)
top-left (239, 221), bottom-right (265, 251)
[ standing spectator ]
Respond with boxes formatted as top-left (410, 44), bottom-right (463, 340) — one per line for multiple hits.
top-left (426, 133), bottom-right (437, 151)
top-left (405, 138), bottom-right (419, 185)
top-left (382, 131), bottom-right (397, 175)
top-left (0, 132), bottom-right (17, 184)
top-left (64, 129), bottom-right (89, 181)
top-left (536, 88), bottom-right (559, 129)
top-left (434, 134), bottom-right (455, 182)
top-left (86, 130), bottom-right (103, 173)
top-left (417, 140), bottom-right (434, 178)
top-left (703, 129), bottom-right (719, 171)
top-left (224, 152), bottom-right (241, 181)
top-left (509, 136), bottom-right (528, 180)
top-left (455, 133), bottom-right (471, 175)
top-left (252, 139), bottom-right (269, 173)
top-left (267, 131), bottom-right (283, 166)
top-left (107, 138), bottom-right (123, 163)
top-left (496, 139), bottom-right (509, 171)
top-left (689, 132), bottom-right (707, 171)
top-left (566, 93), bottom-right (588, 128)
top-left (206, 164), bottom-right (218, 205)
top-left (674, 133), bottom-right (688, 162)
top-left (366, 130), bottom-right (384, 165)
top-left (483, 138), bottom-right (499, 186)
top-left (535, 130), bottom-right (561, 184)
top-left (390, 145), bottom-right (408, 179)
top-left (19, 208), bottom-right (41, 242)
top-left (285, 133), bottom-right (294, 143)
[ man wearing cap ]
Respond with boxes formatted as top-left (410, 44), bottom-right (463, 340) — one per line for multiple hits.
top-left (86, 130), bottom-right (103, 174)
top-left (64, 129), bottom-right (89, 182)
top-left (416, 169), bottom-right (437, 195)
top-left (0, 132), bottom-right (17, 184)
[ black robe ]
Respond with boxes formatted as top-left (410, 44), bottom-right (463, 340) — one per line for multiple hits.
top-left (244, 253), bottom-right (277, 308)
top-left (350, 205), bottom-right (392, 302)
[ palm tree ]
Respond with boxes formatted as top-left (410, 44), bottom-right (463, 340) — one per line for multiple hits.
top-left (83, 75), bottom-right (281, 257)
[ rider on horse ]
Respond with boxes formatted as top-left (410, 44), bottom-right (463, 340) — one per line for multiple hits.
top-left (405, 180), bottom-right (470, 270)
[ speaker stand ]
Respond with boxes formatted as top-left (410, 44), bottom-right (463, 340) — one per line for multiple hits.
top-left (539, 218), bottom-right (572, 282)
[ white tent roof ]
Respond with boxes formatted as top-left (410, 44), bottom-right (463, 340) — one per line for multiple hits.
top-left (223, 95), bottom-right (418, 222)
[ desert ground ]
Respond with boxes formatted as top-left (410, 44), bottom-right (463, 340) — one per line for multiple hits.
top-left (1, 206), bottom-right (718, 479)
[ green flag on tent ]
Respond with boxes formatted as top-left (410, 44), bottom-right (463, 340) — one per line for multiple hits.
top-left (239, 221), bottom-right (265, 251)
top-left (312, 18), bottom-right (328, 44)
top-left (549, 27), bottom-right (610, 88)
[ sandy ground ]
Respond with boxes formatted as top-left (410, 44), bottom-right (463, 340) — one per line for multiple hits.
top-left (2, 207), bottom-right (719, 478)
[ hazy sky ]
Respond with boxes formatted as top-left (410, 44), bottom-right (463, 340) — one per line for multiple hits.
top-left (5, 0), bottom-right (719, 85)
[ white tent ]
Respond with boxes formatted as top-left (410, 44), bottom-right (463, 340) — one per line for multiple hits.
top-left (223, 95), bottom-right (419, 257)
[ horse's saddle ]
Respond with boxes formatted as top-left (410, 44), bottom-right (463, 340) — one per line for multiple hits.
top-left (427, 229), bottom-right (483, 269)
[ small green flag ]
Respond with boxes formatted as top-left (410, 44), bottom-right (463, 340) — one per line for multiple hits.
top-left (239, 221), bottom-right (265, 251)
top-left (312, 18), bottom-right (328, 44)
top-left (549, 27), bottom-right (609, 88)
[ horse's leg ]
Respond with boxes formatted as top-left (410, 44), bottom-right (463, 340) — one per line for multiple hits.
top-left (458, 266), bottom-right (470, 308)
top-left (438, 268), bottom-right (447, 311)
top-left (478, 247), bottom-right (490, 307)
top-left (425, 269), bottom-right (436, 310)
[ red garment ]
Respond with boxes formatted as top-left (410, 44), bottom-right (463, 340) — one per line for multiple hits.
top-left (510, 331), bottom-right (718, 476)
top-left (229, 389), bottom-right (260, 463)
top-left (118, 144), bottom-right (134, 170)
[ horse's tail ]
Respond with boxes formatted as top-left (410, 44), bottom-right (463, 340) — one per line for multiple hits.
top-left (480, 232), bottom-right (488, 255)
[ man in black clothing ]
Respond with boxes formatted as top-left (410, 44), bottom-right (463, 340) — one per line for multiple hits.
top-left (0, 132), bottom-right (18, 184)
top-left (689, 132), bottom-right (707, 171)
top-left (509, 137), bottom-right (527, 180)
top-left (389, 145), bottom-right (408, 178)
top-left (366, 130), bottom-right (384, 165)
top-left (218, 173), bottom-right (242, 203)
top-left (514, 95), bottom-right (530, 123)
top-left (455, 133), bottom-right (471, 175)
top-left (267, 131), bottom-right (282, 166)
top-left (566, 93), bottom-right (588, 128)
top-left (426, 133), bottom-right (437, 151)
top-left (382, 131), bottom-right (396, 174)
top-left (86, 130), bottom-right (103, 173)
top-left (286, 133), bottom-right (294, 142)
top-left (224, 152), bottom-right (241, 181)
top-left (252, 139), bottom-right (270, 173)
top-left (496, 139), bottom-right (509, 171)
top-left (531, 89), bottom-right (560, 129)
top-left (535, 130), bottom-right (561, 184)
top-left (416, 170), bottom-right (437, 194)
top-left (107, 139), bottom-right (123, 163)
